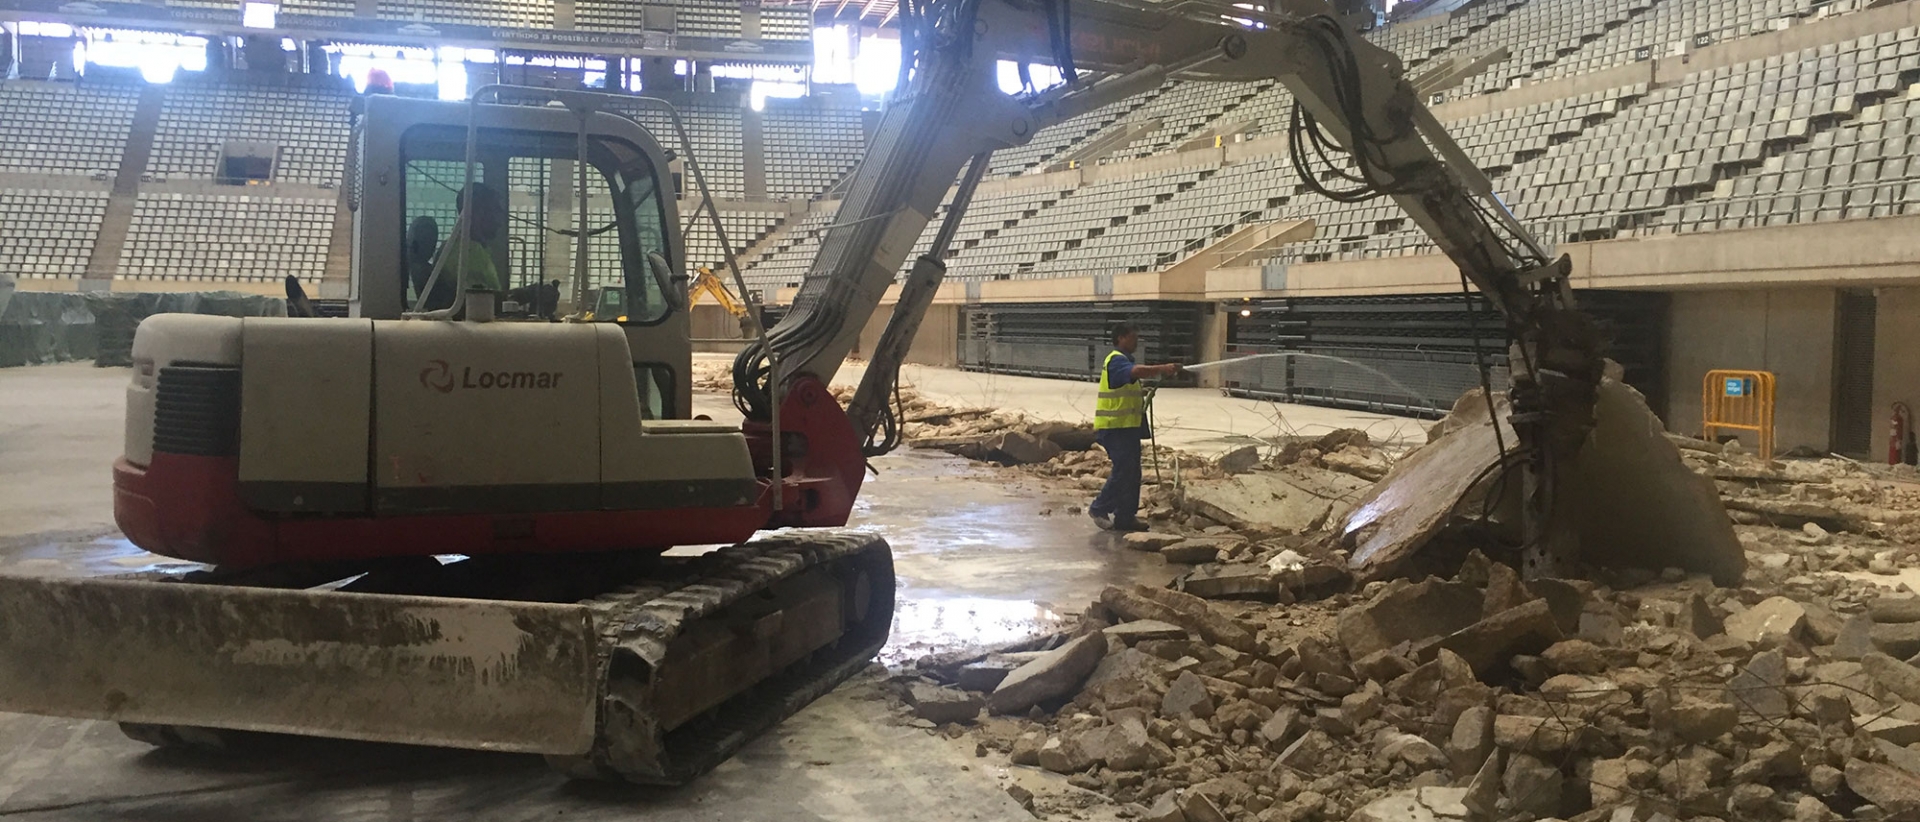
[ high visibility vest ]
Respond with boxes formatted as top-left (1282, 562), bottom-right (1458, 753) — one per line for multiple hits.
top-left (1095, 349), bottom-right (1145, 430)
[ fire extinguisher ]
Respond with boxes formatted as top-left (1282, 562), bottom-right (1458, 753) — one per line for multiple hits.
top-left (1895, 403), bottom-right (1917, 466)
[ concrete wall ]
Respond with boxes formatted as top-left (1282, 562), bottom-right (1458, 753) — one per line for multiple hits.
top-left (688, 303), bottom-right (748, 340)
top-left (1665, 288), bottom-right (1836, 453)
top-left (1873, 286), bottom-right (1920, 463)
top-left (853, 302), bottom-right (960, 368)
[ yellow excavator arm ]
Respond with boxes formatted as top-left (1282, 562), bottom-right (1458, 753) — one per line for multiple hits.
top-left (688, 267), bottom-right (749, 319)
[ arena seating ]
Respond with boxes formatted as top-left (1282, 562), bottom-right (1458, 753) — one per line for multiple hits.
top-left (986, 96), bottom-right (1146, 177)
top-left (0, 82), bottom-right (138, 177)
top-left (0, 189), bottom-right (110, 278)
top-left (739, 206), bottom-right (838, 292)
top-left (944, 165), bottom-right (1212, 280)
top-left (1106, 81), bottom-right (1270, 161)
top-left (0, 0), bottom-right (1904, 296)
top-left (684, 209), bottom-right (787, 272)
top-left (149, 82), bottom-right (352, 187)
top-left (377, 0), bottom-right (553, 28)
top-left (614, 99), bottom-right (748, 198)
top-left (117, 193), bottom-right (334, 282)
top-left (763, 103), bottom-right (866, 199)
top-left (282, 0), bottom-right (356, 16)
top-left (758, 6), bottom-right (813, 41)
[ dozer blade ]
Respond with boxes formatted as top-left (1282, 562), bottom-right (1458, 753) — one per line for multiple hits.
top-left (0, 575), bottom-right (601, 755)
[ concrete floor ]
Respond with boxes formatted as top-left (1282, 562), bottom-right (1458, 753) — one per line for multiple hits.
top-left (0, 361), bottom-right (1419, 819)
top-left (828, 358), bottom-right (1427, 458)
top-left (0, 362), bottom-right (1225, 820)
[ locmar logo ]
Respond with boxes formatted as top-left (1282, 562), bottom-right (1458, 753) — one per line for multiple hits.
top-left (420, 359), bottom-right (455, 393)
top-left (419, 360), bottom-right (565, 392)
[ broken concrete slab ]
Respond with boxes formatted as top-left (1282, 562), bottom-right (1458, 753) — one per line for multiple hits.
top-left (1860, 715), bottom-right (1920, 746)
top-left (1104, 620), bottom-right (1188, 644)
top-left (1336, 579), bottom-right (1485, 660)
top-left (1322, 447), bottom-right (1391, 482)
top-left (1181, 792), bottom-right (1229, 822)
top-left (1341, 396), bottom-right (1513, 584)
top-left (1847, 759), bottom-right (1920, 814)
top-left (1180, 564), bottom-right (1277, 600)
top-left (1875, 621), bottom-right (1920, 658)
top-left (988, 632), bottom-right (1108, 715)
top-left (1500, 752), bottom-right (1564, 816)
top-left (1073, 718), bottom-right (1160, 770)
top-left (1872, 597), bottom-right (1920, 624)
top-left (989, 430), bottom-right (1062, 465)
top-left (956, 652), bottom-right (1049, 692)
top-left (1160, 539), bottom-right (1231, 565)
top-left (1730, 649), bottom-right (1791, 720)
top-left (1835, 614), bottom-right (1881, 660)
top-left (905, 682), bottom-right (985, 725)
top-left (1671, 693), bottom-right (1738, 742)
top-left (1676, 593), bottom-right (1725, 639)
top-left (1144, 793), bottom-right (1185, 822)
top-left (1434, 598), bottom-right (1564, 681)
top-left (1349, 787), bottom-right (1474, 822)
top-left (1028, 420), bottom-right (1096, 452)
top-left (1862, 653), bottom-right (1920, 704)
top-left (1102, 585), bottom-right (1258, 653)
top-left (1570, 381), bottom-right (1755, 585)
top-left (1123, 532), bottom-right (1188, 551)
top-left (1083, 647), bottom-right (1170, 691)
top-left (1037, 734), bottom-right (1094, 773)
top-left (1344, 381), bottom-right (1740, 587)
top-left (1725, 596), bottom-right (1807, 646)
top-left (1493, 714), bottom-right (1589, 753)
top-left (1161, 670), bottom-right (1216, 719)
top-left (1216, 444), bottom-right (1260, 475)
top-left (1447, 705), bottom-right (1494, 777)
top-left (1185, 465), bottom-right (1371, 534)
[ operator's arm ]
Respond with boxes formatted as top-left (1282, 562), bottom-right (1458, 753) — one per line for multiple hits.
top-left (1132, 363), bottom-right (1183, 379)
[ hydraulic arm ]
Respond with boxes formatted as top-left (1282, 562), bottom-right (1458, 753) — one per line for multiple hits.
top-left (735, 0), bottom-right (1602, 575)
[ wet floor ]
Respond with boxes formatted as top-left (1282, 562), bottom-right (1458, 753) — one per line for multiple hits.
top-left (0, 449), bottom-right (1175, 665)
top-left (0, 364), bottom-right (1166, 821)
top-left (859, 449), bottom-right (1176, 664)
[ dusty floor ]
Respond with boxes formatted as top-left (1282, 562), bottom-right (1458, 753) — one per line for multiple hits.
top-left (829, 357), bottom-right (1428, 459)
top-left (0, 362), bottom-right (1248, 821)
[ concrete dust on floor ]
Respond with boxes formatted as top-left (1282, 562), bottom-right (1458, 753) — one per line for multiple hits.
top-left (0, 361), bottom-right (1186, 820)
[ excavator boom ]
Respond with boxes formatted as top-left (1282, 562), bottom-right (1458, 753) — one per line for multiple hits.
top-left (746, 0), bottom-right (1733, 578)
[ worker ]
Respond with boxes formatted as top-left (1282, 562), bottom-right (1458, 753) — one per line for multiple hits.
top-left (1089, 321), bottom-right (1182, 532)
top-left (448, 182), bottom-right (506, 298)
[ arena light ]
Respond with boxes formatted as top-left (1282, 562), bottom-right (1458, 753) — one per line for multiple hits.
top-left (19, 21), bottom-right (75, 37)
top-left (241, 1), bottom-right (278, 29)
top-left (749, 80), bottom-right (806, 111)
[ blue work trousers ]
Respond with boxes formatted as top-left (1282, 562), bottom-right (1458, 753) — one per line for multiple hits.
top-left (1090, 428), bottom-right (1144, 526)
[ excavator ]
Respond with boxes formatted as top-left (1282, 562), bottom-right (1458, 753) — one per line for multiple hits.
top-left (0, 0), bottom-right (1733, 785)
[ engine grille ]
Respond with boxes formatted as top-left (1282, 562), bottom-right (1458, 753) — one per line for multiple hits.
top-left (153, 364), bottom-right (241, 457)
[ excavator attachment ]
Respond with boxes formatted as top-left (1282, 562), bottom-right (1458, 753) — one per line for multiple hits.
top-left (0, 575), bottom-right (603, 754)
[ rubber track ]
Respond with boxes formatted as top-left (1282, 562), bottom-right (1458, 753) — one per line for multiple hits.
top-left (553, 530), bottom-right (895, 785)
top-left (120, 530), bottom-right (895, 786)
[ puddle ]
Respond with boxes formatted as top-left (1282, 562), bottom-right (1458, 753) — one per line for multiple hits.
top-left (858, 449), bottom-right (1177, 663)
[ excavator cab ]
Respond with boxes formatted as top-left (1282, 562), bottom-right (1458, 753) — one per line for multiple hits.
top-left (352, 94), bottom-right (693, 416)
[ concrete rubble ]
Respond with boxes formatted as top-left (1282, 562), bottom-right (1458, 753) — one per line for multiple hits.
top-left (857, 372), bottom-right (1920, 821)
top-left (903, 547), bottom-right (1920, 822)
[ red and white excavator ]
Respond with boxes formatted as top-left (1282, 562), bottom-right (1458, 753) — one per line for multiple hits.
top-left (0, 0), bottom-right (1731, 783)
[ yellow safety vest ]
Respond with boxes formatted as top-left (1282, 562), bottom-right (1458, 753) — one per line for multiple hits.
top-left (1095, 349), bottom-right (1145, 430)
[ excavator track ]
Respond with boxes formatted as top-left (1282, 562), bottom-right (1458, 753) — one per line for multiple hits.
top-left (112, 531), bottom-right (894, 785)
top-left (554, 530), bottom-right (895, 784)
